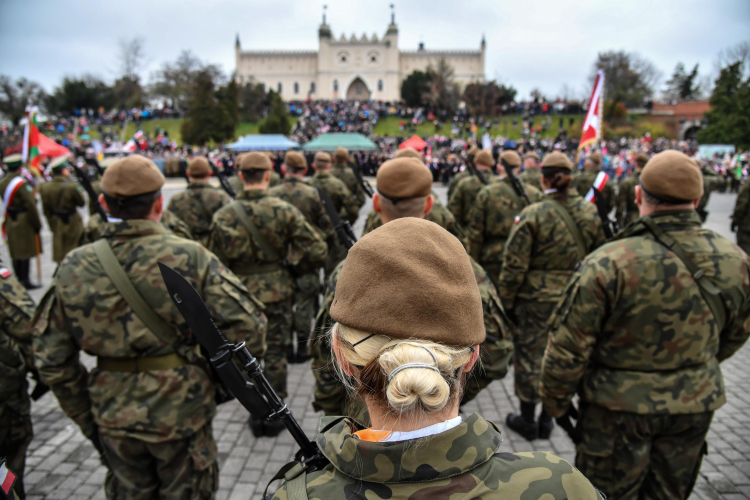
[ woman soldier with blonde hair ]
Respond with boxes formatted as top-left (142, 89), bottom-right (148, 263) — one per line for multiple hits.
top-left (271, 217), bottom-right (602, 500)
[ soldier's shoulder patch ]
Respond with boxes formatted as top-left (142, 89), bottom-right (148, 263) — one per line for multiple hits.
top-left (0, 267), bottom-right (12, 279)
top-left (514, 215), bottom-right (521, 224)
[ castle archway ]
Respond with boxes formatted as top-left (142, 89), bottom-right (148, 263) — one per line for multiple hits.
top-left (346, 77), bottom-right (371, 100)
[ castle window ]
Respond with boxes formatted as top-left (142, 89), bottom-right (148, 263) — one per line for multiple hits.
top-left (356, 82), bottom-right (363, 95)
top-left (277, 82), bottom-right (282, 93)
top-left (294, 82), bottom-right (299, 94)
top-left (333, 80), bottom-right (339, 92)
top-left (378, 79), bottom-right (384, 91)
top-left (310, 82), bottom-right (316, 93)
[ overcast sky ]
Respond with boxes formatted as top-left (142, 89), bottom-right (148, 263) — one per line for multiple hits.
top-left (1, 0), bottom-right (748, 99)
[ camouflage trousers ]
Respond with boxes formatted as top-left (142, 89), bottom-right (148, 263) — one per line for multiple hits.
top-left (512, 300), bottom-right (556, 403)
top-left (264, 300), bottom-right (292, 399)
top-left (100, 424), bottom-right (218, 500)
top-left (737, 229), bottom-right (750, 256)
top-left (293, 273), bottom-right (320, 348)
top-left (0, 406), bottom-right (33, 500)
top-left (575, 404), bottom-right (711, 500)
top-left (462, 336), bottom-right (514, 406)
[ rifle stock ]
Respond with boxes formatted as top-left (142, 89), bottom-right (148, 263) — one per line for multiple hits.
top-left (317, 187), bottom-right (356, 250)
top-left (500, 158), bottom-right (531, 205)
top-left (352, 155), bottom-right (374, 197)
top-left (466, 155), bottom-right (489, 185)
top-left (73, 161), bottom-right (109, 221)
top-left (592, 187), bottom-right (618, 240)
top-left (208, 158), bottom-right (237, 198)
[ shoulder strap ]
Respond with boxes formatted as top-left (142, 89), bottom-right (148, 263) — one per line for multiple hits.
top-left (263, 461), bottom-right (308, 500)
top-left (499, 180), bottom-right (524, 208)
top-left (230, 201), bottom-right (280, 262)
top-left (547, 198), bottom-right (587, 261)
top-left (640, 216), bottom-right (727, 331)
top-left (92, 239), bottom-right (178, 346)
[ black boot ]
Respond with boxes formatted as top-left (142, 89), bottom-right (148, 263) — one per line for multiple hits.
top-left (538, 409), bottom-right (554, 439)
top-left (18, 259), bottom-right (40, 289)
top-left (248, 416), bottom-right (265, 437)
top-left (506, 401), bottom-right (538, 441)
top-left (263, 419), bottom-right (287, 437)
top-left (286, 345), bottom-right (297, 363)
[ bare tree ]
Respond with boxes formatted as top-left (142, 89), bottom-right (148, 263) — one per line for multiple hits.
top-left (558, 83), bottom-right (574, 101)
top-left (424, 59), bottom-right (459, 114)
top-left (0, 75), bottom-right (47, 126)
top-left (590, 50), bottom-right (662, 109)
top-left (118, 37), bottom-right (146, 80)
top-left (715, 41), bottom-right (750, 78)
top-left (150, 50), bottom-right (224, 108)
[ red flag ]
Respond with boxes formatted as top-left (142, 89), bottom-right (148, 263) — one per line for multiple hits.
top-left (578, 70), bottom-right (604, 151)
top-left (22, 106), bottom-right (42, 176)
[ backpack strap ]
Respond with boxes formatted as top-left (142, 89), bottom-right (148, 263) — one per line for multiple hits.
top-left (547, 198), bottom-right (588, 261)
top-left (230, 201), bottom-right (280, 262)
top-left (263, 461), bottom-right (308, 500)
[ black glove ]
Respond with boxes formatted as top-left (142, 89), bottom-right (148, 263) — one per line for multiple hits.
top-left (554, 404), bottom-right (582, 444)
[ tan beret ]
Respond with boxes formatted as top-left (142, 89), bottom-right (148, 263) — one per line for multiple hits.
top-left (523, 152), bottom-right (540, 162)
top-left (499, 150), bottom-right (521, 169)
top-left (101, 155), bottom-right (165, 198)
top-left (240, 152), bottom-right (272, 171)
top-left (588, 152), bottom-right (602, 165)
top-left (542, 152), bottom-right (572, 171)
top-left (334, 147), bottom-right (349, 163)
top-left (313, 152), bottom-right (332, 166)
top-left (468, 146), bottom-right (479, 158)
top-left (474, 150), bottom-right (494, 167)
top-left (641, 150), bottom-right (703, 202)
top-left (376, 158), bottom-right (432, 199)
top-left (188, 157), bottom-right (210, 177)
top-left (393, 148), bottom-right (423, 162)
top-left (284, 151), bottom-right (307, 170)
top-left (635, 153), bottom-right (649, 166)
top-left (331, 218), bottom-right (485, 346)
top-left (48, 156), bottom-right (69, 170)
top-left (264, 151), bottom-right (275, 161)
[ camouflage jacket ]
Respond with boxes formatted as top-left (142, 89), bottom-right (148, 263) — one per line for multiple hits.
top-left (518, 167), bottom-right (543, 191)
top-left (88, 179), bottom-right (101, 217)
top-left (614, 171), bottom-right (640, 228)
top-left (499, 192), bottom-right (606, 307)
top-left (271, 413), bottom-right (602, 500)
top-left (698, 169), bottom-right (726, 219)
top-left (361, 203), bottom-right (465, 243)
top-left (208, 189), bottom-right (327, 303)
top-left (448, 170), bottom-right (497, 227)
top-left (332, 162), bottom-right (366, 208)
top-left (166, 183), bottom-right (231, 245)
top-left (540, 210), bottom-right (750, 418)
top-left (0, 171), bottom-right (42, 260)
top-left (308, 172), bottom-right (360, 225)
top-left (268, 177), bottom-right (336, 249)
top-left (85, 210), bottom-right (193, 243)
top-left (466, 178), bottom-right (544, 265)
top-left (30, 219), bottom-right (267, 443)
top-left (447, 169), bottom-right (470, 200)
top-left (733, 180), bottom-right (750, 230)
top-left (0, 266), bottom-right (35, 416)
top-left (40, 175), bottom-right (86, 263)
top-left (229, 171), bottom-right (281, 194)
top-left (572, 168), bottom-right (615, 213)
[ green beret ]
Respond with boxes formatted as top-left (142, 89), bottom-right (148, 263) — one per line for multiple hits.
top-left (48, 156), bottom-right (69, 171)
top-left (3, 154), bottom-right (22, 169)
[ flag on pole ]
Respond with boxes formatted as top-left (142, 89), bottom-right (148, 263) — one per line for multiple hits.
top-left (585, 171), bottom-right (609, 202)
top-left (22, 106), bottom-right (42, 176)
top-left (0, 459), bottom-right (17, 496)
top-left (578, 70), bottom-right (605, 151)
top-left (123, 130), bottom-right (144, 152)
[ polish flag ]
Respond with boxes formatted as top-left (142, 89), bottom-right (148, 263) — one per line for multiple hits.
top-left (579, 70), bottom-right (605, 151)
top-left (0, 460), bottom-right (17, 496)
top-left (585, 171), bottom-right (609, 202)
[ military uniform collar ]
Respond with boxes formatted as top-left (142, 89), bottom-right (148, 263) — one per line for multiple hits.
top-left (100, 219), bottom-right (169, 239)
top-left (314, 171), bottom-right (332, 179)
top-left (617, 210), bottom-right (702, 240)
top-left (237, 189), bottom-right (267, 200)
top-left (284, 176), bottom-right (302, 185)
top-left (51, 176), bottom-right (68, 183)
top-left (188, 182), bottom-right (213, 190)
top-left (316, 413), bottom-right (503, 483)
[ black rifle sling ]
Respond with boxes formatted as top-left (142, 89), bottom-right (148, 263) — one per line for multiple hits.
top-left (547, 199), bottom-right (588, 262)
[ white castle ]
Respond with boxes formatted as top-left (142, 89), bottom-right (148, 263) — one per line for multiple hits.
top-left (234, 7), bottom-right (486, 101)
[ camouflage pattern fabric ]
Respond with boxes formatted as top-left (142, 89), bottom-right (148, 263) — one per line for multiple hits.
top-left (447, 170), bottom-right (497, 227)
top-left (465, 178), bottom-right (544, 287)
top-left (614, 170), bottom-right (641, 228)
top-left (264, 299), bottom-right (293, 398)
top-left (85, 210), bottom-right (193, 243)
top-left (733, 180), bottom-right (750, 254)
top-left (360, 204), bottom-right (465, 243)
top-left (31, 219), bottom-right (267, 446)
top-left (292, 272), bottom-right (320, 348)
top-left (519, 167), bottom-right (543, 191)
top-left (332, 162), bottom-right (366, 208)
top-left (697, 169), bottom-right (726, 223)
top-left (101, 422), bottom-right (217, 500)
top-left (511, 300), bottom-right (556, 403)
top-left (39, 175), bottom-right (86, 263)
top-left (499, 191), bottom-right (606, 309)
top-left (0, 172), bottom-right (42, 260)
top-left (88, 179), bottom-right (102, 217)
top-left (231, 172), bottom-right (281, 193)
top-left (447, 169), bottom-right (471, 200)
top-left (0, 269), bottom-right (35, 499)
top-left (572, 168), bottom-right (615, 213)
top-left (575, 403), bottom-right (711, 500)
top-left (271, 413), bottom-right (603, 500)
top-left (166, 183), bottom-right (231, 246)
top-left (540, 210), bottom-right (750, 418)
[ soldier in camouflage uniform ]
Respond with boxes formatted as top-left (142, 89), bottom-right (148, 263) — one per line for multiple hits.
top-left (209, 152), bottom-right (327, 412)
top-left (0, 263), bottom-right (36, 499)
top-left (167, 156), bottom-right (231, 246)
top-left (273, 217), bottom-right (601, 500)
top-left (268, 152), bottom-right (335, 363)
top-left (518, 151), bottom-right (543, 191)
top-left (229, 153), bottom-right (281, 193)
top-left (39, 156), bottom-right (86, 264)
top-left (732, 177), bottom-right (750, 254)
top-left (448, 150), bottom-right (498, 227)
top-left (307, 152), bottom-right (359, 275)
top-left (615, 153), bottom-right (648, 227)
top-left (500, 151), bottom-right (606, 441)
top-left (31, 156), bottom-right (267, 500)
top-left (466, 150), bottom-right (544, 290)
top-left (447, 145), bottom-right (479, 200)
top-left (85, 209), bottom-right (192, 243)
top-left (572, 152), bottom-right (615, 213)
top-left (0, 154), bottom-right (42, 289)
top-left (333, 147), bottom-right (366, 209)
top-left (696, 164), bottom-right (726, 223)
top-left (541, 151), bottom-right (750, 500)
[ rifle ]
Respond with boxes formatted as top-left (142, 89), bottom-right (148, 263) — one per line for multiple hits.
top-left (592, 187), bottom-right (619, 240)
top-left (465, 154), bottom-right (489, 186)
top-left (158, 262), bottom-right (329, 473)
top-left (207, 158), bottom-right (237, 198)
top-left (351, 155), bottom-right (374, 198)
top-left (73, 160), bottom-right (109, 221)
top-left (500, 158), bottom-right (531, 205)
top-left (85, 157), bottom-right (105, 178)
top-left (317, 187), bottom-right (356, 250)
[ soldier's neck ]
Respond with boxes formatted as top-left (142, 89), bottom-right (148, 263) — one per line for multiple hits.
top-left (365, 397), bottom-right (461, 433)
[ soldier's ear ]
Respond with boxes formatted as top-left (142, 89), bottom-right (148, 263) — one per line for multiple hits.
top-left (281, 164), bottom-right (287, 176)
top-left (424, 195), bottom-right (434, 216)
top-left (462, 345), bottom-right (481, 372)
top-left (373, 193), bottom-right (382, 214)
top-left (99, 194), bottom-right (109, 213)
top-left (635, 185), bottom-right (643, 206)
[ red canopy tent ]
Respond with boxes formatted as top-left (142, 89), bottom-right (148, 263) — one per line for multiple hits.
top-left (398, 135), bottom-right (427, 152)
top-left (38, 134), bottom-right (70, 158)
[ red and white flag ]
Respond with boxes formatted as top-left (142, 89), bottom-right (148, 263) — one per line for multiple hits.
top-left (0, 460), bottom-right (17, 496)
top-left (585, 171), bottom-right (609, 202)
top-left (579, 70), bottom-right (604, 151)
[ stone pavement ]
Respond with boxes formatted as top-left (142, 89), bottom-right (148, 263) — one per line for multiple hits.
top-left (5, 181), bottom-right (750, 500)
